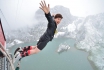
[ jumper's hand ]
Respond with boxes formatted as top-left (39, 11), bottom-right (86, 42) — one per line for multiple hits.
top-left (39, 0), bottom-right (50, 14)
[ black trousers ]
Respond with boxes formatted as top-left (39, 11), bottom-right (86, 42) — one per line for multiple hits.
top-left (37, 35), bottom-right (50, 50)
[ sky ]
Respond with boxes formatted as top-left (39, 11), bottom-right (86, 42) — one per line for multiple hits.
top-left (0, 0), bottom-right (104, 30)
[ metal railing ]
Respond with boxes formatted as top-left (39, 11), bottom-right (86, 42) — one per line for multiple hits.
top-left (0, 43), bottom-right (15, 70)
top-left (0, 57), bottom-right (4, 70)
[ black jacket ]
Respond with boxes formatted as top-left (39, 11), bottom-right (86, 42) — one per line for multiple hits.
top-left (40, 12), bottom-right (57, 41)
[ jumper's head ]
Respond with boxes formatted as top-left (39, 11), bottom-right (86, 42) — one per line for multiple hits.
top-left (54, 14), bottom-right (63, 25)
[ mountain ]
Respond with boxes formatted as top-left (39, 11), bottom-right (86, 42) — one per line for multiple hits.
top-left (66, 13), bottom-right (104, 70)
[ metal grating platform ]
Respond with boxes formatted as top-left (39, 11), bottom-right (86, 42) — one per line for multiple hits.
top-left (0, 57), bottom-right (4, 70)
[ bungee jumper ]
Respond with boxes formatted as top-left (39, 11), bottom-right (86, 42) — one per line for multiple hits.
top-left (13, 0), bottom-right (63, 63)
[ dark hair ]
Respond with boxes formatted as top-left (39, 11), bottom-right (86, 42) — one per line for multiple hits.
top-left (54, 14), bottom-right (63, 19)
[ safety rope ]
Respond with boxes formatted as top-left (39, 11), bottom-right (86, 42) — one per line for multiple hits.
top-left (0, 9), bottom-right (12, 31)
top-left (15, 60), bottom-right (21, 70)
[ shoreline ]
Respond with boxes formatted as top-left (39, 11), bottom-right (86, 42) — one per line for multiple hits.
top-left (75, 46), bottom-right (98, 70)
top-left (87, 57), bottom-right (99, 70)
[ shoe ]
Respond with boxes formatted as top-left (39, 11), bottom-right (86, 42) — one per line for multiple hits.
top-left (13, 51), bottom-right (22, 63)
top-left (14, 47), bottom-right (23, 55)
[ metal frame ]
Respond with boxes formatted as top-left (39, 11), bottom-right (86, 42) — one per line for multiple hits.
top-left (0, 43), bottom-right (15, 70)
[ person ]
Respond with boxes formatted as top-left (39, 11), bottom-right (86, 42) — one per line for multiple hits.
top-left (13, 0), bottom-right (63, 63)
